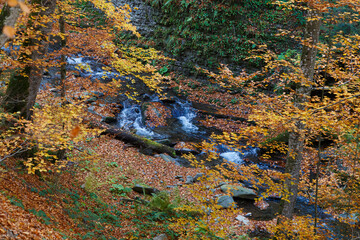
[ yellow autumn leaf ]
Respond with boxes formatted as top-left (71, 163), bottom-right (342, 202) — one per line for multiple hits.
top-left (3, 26), bottom-right (15, 38)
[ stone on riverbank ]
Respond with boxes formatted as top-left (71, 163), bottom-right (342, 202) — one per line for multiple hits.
top-left (235, 215), bottom-right (250, 225)
top-left (153, 233), bottom-right (168, 240)
top-left (193, 173), bottom-right (204, 182)
top-left (217, 195), bottom-right (236, 209)
top-left (185, 175), bottom-right (194, 184)
top-left (220, 184), bottom-right (257, 200)
top-left (159, 153), bottom-right (176, 163)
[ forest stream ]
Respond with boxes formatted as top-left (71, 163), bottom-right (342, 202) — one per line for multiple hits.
top-left (47, 0), bottom-right (357, 238)
top-left (1, 0), bottom-right (360, 238)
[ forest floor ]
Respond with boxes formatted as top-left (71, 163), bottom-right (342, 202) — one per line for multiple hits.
top-left (0, 131), bottom-right (273, 239)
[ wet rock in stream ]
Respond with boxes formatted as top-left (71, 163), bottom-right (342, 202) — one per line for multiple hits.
top-left (141, 102), bottom-right (172, 128)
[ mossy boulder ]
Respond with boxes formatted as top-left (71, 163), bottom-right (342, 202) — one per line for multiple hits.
top-left (132, 184), bottom-right (160, 195)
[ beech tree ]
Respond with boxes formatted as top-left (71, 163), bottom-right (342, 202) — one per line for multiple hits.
top-left (2, 0), bottom-right (56, 119)
top-left (275, 0), bottom-right (360, 219)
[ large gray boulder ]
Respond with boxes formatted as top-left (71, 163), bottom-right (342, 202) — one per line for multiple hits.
top-left (185, 175), bottom-right (194, 184)
top-left (220, 184), bottom-right (257, 200)
top-left (141, 102), bottom-right (171, 128)
top-left (217, 195), bottom-right (236, 209)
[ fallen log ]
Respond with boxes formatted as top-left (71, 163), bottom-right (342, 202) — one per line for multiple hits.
top-left (90, 121), bottom-right (177, 157)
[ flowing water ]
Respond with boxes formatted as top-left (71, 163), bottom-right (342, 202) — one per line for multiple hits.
top-left (118, 101), bottom-right (159, 137)
top-left (66, 55), bottom-right (123, 82)
top-left (115, 93), bottom-right (263, 167)
top-left (171, 100), bottom-right (199, 133)
top-left (117, 95), bottom-right (203, 141)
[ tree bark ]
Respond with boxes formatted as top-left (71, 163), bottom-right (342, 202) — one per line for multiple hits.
top-left (59, 13), bottom-right (66, 100)
top-left (281, 10), bottom-right (321, 218)
top-left (3, 0), bottom-right (57, 119)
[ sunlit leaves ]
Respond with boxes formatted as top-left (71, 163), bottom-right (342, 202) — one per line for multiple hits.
top-left (18, 1), bottom-right (30, 13)
top-left (3, 26), bottom-right (15, 38)
top-left (22, 102), bottom-right (102, 174)
top-left (269, 216), bottom-right (327, 240)
top-left (7, 0), bottom-right (18, 7)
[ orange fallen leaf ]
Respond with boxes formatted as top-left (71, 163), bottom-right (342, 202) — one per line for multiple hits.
top-left (19, 2), bottom-right (30, 14)
top-left (3, 26), bottom-right (15, 38)
top-left (70, 125), bottom-right (81, 139)
top-left (7, 0), bottom-right (18, 7)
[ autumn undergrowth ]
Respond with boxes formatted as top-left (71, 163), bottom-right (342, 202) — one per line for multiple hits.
top-left (0, 153), bottom-right (195, 239)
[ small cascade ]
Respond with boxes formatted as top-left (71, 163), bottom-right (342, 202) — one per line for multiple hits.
top-left (117, 100), bottom-right (161, 138)
top-left (66, 56), bottom-right (92, 76)
top-left (117, 96), bottom-right (201, 140)
top-left (66, 56), bottom-right (121, 82)
top-left (116, 96), bottom-right (262, 166)
top-left (171, 100), bottom-right (199, 133)
top-left (220, 152), bottom-right (244, 165)
top-left (216, 144), bottom-right (259, 166)
top-left (67, 56), bottom-right (85, 65)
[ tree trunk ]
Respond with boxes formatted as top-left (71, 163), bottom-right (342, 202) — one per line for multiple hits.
top-left (91, 121), bottom-right (177, 157)
top-left (59, 12), bottom-right (66, 100)
top-left (281, 10), bottom-right (321, 218)
top-left (2, 0), bottom-right (57, 119)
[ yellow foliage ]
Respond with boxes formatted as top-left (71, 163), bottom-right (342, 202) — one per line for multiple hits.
top-left (269, 216), bottom-right (327, 240)
top-left (21, 102), bottom-right (102, 174)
